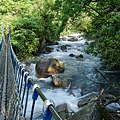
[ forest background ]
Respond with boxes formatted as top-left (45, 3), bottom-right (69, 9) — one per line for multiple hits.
top-left (0, 0), bottom-right (120, 70)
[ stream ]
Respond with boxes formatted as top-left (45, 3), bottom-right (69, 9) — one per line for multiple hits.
top-left (22, 33), bottom-right (120, 120)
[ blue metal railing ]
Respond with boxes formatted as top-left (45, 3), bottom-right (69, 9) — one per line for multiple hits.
top-left (8, 28), bottom-right (63, 120)
top-left (0, 27), bottom-right (4, 51)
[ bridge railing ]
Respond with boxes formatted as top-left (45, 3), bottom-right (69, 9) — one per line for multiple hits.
top-left (0, 27), bottom-right (4, 51)
top-left (9, 29), bottom-right (63, 120)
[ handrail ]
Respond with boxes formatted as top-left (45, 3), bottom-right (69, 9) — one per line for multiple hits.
top-left (28, 79), bottom-right (62, 120)
top-left (8, 28), bottom-right (63, 120)
top-left (0, 27), bottom-right (4, 51)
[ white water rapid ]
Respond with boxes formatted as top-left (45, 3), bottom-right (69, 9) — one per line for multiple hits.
top-left (22, 33), bottom-right (101, 120)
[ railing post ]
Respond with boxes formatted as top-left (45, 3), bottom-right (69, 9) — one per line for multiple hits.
top-left (0, 27), bottom-right (4, 51)
top-left (23, 76), bottom-right (32, 118)
top-left (30, 84), bottom-right (40, 120)
top-left (21, 72), bottom-right (28, 105)
top-left (19, 67), bottom-right (24, 97)
top-left (43, 99), bottom-right (55, 120)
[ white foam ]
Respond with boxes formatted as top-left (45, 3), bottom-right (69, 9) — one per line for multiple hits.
top-left (24, 88), bottom-right (80, 119)
top-left (22, 37), bottom-right (100, 119)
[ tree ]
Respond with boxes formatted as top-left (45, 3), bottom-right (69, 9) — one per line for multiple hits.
top-left (86, 0), bottom-right (120, 70)
top-left (0, 0), bottom-right (60, 58)
top-left (0, 0), bottom-right (120, 69)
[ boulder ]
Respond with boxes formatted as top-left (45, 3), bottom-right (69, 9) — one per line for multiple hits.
top-left (60, 45), bottom-right (67, 52)
top-left (78, 92), bottom-right (98, 108)
top-left (56, 103), bottom-right (70, 119)
top-left (68, 93), bottom-right (98, 120)
top-left (52, 74), bottom-right (72, 88)
top-left (44, 47), bottom-right (54, 53)
top-left (75, 54), bottom-right (83, 59)
top-left (68, 102), bottom-right (98, 120)
top-left (35, 57), bottom-right (65, 78)
top-left (69, 53), bottom-right (75, 57)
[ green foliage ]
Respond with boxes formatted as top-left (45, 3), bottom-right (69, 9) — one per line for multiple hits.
top-left (0, 0), bottom-right (60, 59)
top-left (12, 14), bottom-right (59, 58)
top-left (0, 0), bottom-right (120, 69)
top-left (0, 0), bottom-right (31, 29)
top-left (86, 0), bottom-right (120, 70)
top-left (12, 16), bottom-right (41, 58)
top-left (62, 12), bottom-right (91, 35)
top-left (52, 0), bottom-right (85, 35)
top-left (54, 0), bottom-right (120, 70)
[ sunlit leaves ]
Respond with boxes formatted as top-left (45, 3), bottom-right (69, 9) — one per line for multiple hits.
top-left (0, 0), bottom-right (120, 69)
top-left (86, 2), bottom-right (120, 70)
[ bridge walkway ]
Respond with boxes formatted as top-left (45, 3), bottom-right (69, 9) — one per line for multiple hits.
top-left (0, 32), bottom-right (17, 120)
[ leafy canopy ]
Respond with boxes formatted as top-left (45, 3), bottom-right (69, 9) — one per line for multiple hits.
top-left (0, 0), bottom-right (120, 70)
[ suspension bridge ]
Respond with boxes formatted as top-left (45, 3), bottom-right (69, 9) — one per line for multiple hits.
top-left (0, 27), bottom-right (63, 120)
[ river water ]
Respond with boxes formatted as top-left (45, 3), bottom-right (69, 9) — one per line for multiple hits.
top-left (22, 34), bottom-right (113, 119)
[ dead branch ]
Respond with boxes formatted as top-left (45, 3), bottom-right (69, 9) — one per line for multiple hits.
top-left (98, 89), bottom-right (105, 104)
top-left (86, 76), bottom-right (109, 85)
top-left (94, 67), bottom-right (112, 84)
top-left (94, 67), bottom-right (119, 85)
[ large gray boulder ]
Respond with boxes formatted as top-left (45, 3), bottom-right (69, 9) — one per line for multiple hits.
top-left (68, 93), bottom-right (98, 120)
top-left (35, 57), bottom-right (65, 78)
top-left (56, 103), bottom-right (70, 119)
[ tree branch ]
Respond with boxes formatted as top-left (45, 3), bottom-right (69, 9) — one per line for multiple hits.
top-left (94, 67), bottom-right (112, 84)
top-left (94, 67), bottom-right (119, 85)
top-left (86, 76), bottom-right (109, 85)
top-left (86, 5), bottom-right (103, 17)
